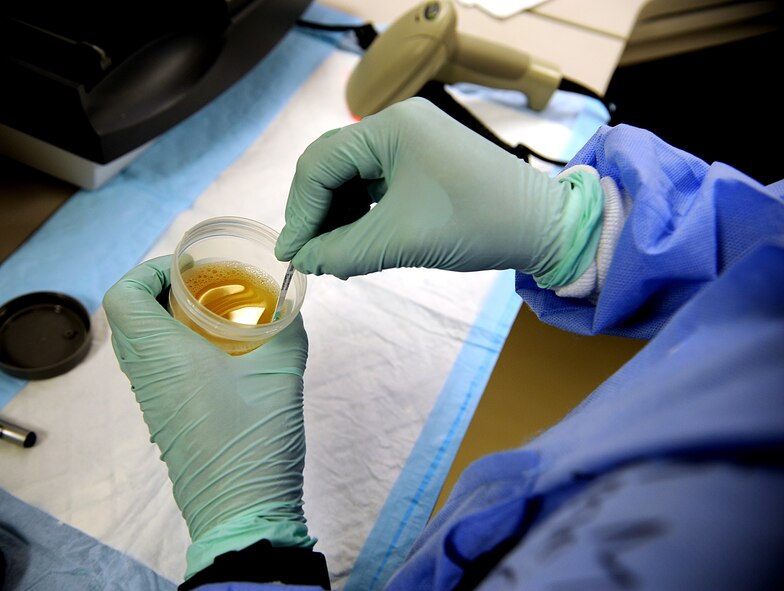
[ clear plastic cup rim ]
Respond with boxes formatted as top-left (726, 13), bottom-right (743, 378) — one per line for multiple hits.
top-left (170, 216), bottom-right (306, 341)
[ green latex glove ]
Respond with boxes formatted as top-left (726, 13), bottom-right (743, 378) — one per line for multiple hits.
top-left (103, 255), bottom-right (315, 580)
top-left (276, 97), bottom-right (603, 288)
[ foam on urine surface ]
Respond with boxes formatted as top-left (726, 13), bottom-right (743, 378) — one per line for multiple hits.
top-left (182, 261), bottom-right (280, 325)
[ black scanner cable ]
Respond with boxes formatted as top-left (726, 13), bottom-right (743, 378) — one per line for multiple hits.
top-left (295, 18), bottom-right (378, 50)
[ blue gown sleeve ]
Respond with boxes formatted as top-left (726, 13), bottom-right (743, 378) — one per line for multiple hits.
top-left (516, 123), bottom-right (784, 339)
top-left (479, 460), bottom-right (784, 591)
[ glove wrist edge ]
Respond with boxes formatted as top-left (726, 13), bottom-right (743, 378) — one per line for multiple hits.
top-left (179, 538), bottom-right (330, 590)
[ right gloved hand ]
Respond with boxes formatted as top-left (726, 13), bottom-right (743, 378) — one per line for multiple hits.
top-left (276, 97), bottom-right (604, 289)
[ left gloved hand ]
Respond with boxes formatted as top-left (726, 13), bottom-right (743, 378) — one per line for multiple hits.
top-left (103, 255), bottom-right (315, 580)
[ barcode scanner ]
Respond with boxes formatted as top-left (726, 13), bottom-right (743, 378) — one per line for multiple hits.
top-left (345, 0), bottom-right (563, 118)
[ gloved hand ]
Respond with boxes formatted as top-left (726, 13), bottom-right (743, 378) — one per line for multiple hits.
top-left (276, 97), bottom-right (604, 289)
top-left (103, 255), bottom-right (315, 580)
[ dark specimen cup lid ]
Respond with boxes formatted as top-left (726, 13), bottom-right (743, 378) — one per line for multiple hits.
top-left (0, 292), bottom-right (91, 380)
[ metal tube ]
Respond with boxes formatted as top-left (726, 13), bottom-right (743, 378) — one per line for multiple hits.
top-left (0, 417), bottom-right (37, 448)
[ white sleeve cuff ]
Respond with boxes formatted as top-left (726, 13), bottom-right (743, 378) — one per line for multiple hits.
top-left (553, 164), bottom-right (626, 301)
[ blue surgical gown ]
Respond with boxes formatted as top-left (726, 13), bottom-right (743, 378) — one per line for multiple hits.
top-left (194, 124), bottom-right (784, 590)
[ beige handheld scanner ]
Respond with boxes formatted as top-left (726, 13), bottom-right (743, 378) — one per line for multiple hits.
top-left (346, 0), bottom-right (562, 118)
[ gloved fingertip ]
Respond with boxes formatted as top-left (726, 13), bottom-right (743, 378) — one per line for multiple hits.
top-left (317, 128), bottom-right (341, 141)
top-left (142, 254), bottom-right (174, 274)
top-left (290, 250), bottom-right (315, 276)
top-left (103, 256), bottom-right (175, 325)
top-left (274, 237), bottom-right (295, 263)
top-left (179, 253), bottom-right (194, 273)
top-left (277, 224), bottom-right (315, 262)
top-left (293, 228), bottom-right (373, 280)
top-left (102, 283), bottom-right (122, 317)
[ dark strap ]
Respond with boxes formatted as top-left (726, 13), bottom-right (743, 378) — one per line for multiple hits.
top-left (178, 539), bottom-right (331, 591)
top-left (413, 80), bottom-right (567, 165)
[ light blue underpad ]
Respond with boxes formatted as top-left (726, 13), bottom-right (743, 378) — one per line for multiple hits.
top-left (0, 488), bottom-right (177, 590)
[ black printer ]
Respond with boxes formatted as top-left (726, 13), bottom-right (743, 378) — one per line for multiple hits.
top-left (0, 0), bottom-right (311, 188)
